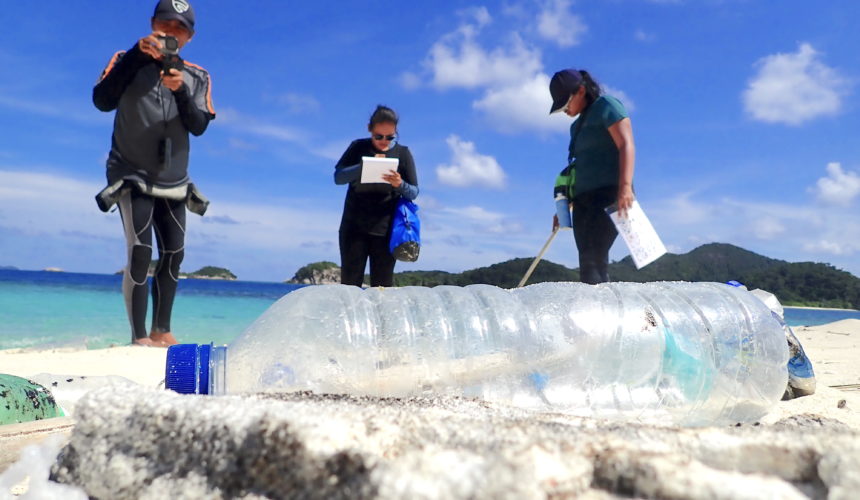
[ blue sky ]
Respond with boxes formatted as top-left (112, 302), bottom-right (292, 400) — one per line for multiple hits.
top-left (1, 0), bottom-right (859, 281)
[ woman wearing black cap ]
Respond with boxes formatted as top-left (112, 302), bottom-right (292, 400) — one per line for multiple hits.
top-left (549, 69), bottom-right (635, 284)
top-left (334, 105), bottom-right (419, 287)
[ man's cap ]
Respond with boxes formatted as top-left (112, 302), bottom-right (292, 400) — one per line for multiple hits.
top-left (549, 69), bottom-right (583, 114)
top-left (153, 0), bottom-right (195, 34)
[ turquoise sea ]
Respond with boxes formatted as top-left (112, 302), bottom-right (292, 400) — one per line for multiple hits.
top-left (0, 270), bottom-right (304, 350)
top-left (1, 269), bottom-right (859, 350)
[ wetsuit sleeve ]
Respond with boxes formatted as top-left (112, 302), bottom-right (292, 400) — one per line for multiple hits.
top-left (334, 140), bottom-right (362, 185)
top-left (92, 45), bottom-right (151, 112)
top-left (173, 85), bottom-right (211, 136)
top-left (396, 147), bottom-right (419, 200)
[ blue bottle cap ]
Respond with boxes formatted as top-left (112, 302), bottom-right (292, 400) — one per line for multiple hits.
top-left (165, 344), bottom-right (212, 394)
top-left (726, 280), bottom-right (744, 288)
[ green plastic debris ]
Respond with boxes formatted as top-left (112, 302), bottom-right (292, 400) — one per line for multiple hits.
top-left (0, 374), bottom-right (64, 425)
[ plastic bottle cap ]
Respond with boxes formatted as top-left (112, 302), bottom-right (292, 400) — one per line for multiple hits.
top-left (165, 344), bottom-right (212, 394)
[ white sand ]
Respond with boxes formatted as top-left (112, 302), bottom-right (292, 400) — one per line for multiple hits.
top-left (759, 319), bottom-right (860, 428)
top-left (1, 319), bottom-right (860, 427)
top-left (0, 345), bottom-right (166, 388)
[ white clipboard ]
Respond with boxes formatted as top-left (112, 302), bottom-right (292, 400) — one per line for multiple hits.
top-left (606, 200), bottom-right (667, 269)
top-left (361, 156), bottom-right (399, 184)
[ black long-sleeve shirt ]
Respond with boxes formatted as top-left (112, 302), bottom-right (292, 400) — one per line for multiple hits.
top-left (93, 44), bottom-right (215, 187)
top-left (335, 139), bottom-right (419, 236)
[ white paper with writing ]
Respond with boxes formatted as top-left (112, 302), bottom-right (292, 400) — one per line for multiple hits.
top-left (606, 200), bottom-right (667, 269)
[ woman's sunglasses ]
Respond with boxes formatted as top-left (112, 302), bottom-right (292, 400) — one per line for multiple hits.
top-left (372, 134), bottom-right (397, 141)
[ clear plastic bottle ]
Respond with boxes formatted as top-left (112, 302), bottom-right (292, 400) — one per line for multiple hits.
top-left (166, 282), bottom-right (789, 426)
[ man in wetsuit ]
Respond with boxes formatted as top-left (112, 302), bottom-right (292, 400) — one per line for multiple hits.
top-left (93, 0), bottom-right (215, 346)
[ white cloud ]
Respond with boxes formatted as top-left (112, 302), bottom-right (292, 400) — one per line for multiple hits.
top-left (227, 137), bottom-right (259, 151)
top-left (404, 6), bottom-right (624, 135)
top-left (473, 73), bottom-right (571, 134)
top-left (812, 162), bottom-right (860, 207)
top-left (743, 43), bottom-right (848, 125)
top-left (272, 92), bottom-right (320, 114)
top-left (0, 168), bottom-right (342, 279)
top-left (217, 108), bottom-right (306, 143)
top-left (749, 216), bottom-right (786, 240)
top-left (0, 95), bottom-right (110, 126)
top-left (644, 190), bottom-right (860, 276)
top-left (601, 85), bottom-right (636, 112)
top-left (633, 29), bottom-right (656, 43)
top-left (436, 135), bottom-right (507, 189)
top-left (217, 107), bottom-right (345, 161)
top-left (426, 28), bottom-right (542, 89)
top-left (459, 5), bottom-right (492, 27)
top-left (536, 0), bottom-right (587, 48)
top-left (802, 240), bottom-right (858, 256)
top-left (399, 71), bottom-right (422, 90)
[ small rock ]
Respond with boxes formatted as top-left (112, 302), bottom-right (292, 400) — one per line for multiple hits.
top-left (838, 399), bottom-right (847, 409)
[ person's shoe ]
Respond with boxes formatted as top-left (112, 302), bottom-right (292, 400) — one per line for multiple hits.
top-left (132, 338), bottom-right (159, 347)
top-left (149, 332), bottom-right (179, 346)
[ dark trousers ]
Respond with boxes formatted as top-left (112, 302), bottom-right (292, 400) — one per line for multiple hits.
top-left (572, 186), bottom-right (618, 284)
top-left (339, 230), bottom-right (396, 287)
top-left (118, 190), bottom-right (186, 340)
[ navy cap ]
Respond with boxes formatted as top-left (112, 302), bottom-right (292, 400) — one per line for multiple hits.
top-left (549, 69), bottom-right (583, 114)
top-left (153, 0), bottom-right (196, 34)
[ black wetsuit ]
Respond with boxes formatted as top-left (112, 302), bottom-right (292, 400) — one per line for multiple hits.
top-left (93, 43), bottom-right (215, 340)
top-left (334, 139), bottom-right (418, 287)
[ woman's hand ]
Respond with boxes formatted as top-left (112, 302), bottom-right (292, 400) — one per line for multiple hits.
top-left (382, 169), bottom-right (402, 188)
top-left (617, 184), bottom-right (634, 218)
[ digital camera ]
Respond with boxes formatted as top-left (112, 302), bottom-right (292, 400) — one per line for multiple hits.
top-left (157, 35), bottom-right (184, 74)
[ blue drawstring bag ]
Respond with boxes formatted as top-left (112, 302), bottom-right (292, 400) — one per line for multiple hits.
top-left (390, 198), bottom-right (420, 262)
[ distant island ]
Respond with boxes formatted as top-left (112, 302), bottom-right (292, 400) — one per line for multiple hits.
top-left (286, 261), bottom-right (340, 285)
top-left (114, 263), bottom-right (237, 280)
top-left (181, 266), bottom-right (237, 281)
top-left (0, 265), bottom-right (19, 271)
top-left (289, 243), bottom-right (860, 309)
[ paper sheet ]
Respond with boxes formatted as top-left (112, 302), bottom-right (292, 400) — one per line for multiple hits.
top-left (361, 157), bottom-right (400, 184)
top-left (606, 200), bottom-right (667, 269)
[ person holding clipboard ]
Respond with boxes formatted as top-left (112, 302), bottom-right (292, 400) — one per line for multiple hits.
top-left (549, 69), bottom-right (636, 284)
top-left (334, 105), bottom-right (419, 287)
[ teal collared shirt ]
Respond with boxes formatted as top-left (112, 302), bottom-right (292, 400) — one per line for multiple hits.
top-left (568, 95), bottom-right (628, 197)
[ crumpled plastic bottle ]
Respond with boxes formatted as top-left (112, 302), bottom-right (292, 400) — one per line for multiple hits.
top-left (166, 282), bottom-right (790, 426)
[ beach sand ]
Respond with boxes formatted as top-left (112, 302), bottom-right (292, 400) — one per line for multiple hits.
top-left (0, 345), bottom-right (166, 389)
top-left (2, 319), bottom-right (860, 498)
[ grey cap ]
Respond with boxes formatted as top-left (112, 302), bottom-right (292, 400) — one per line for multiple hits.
top-left (153, 0), bottom-right (195, 34)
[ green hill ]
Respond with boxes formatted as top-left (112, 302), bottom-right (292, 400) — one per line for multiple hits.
top-left (389, 242), bottom-right (860, 309)
top-left (607, 243), bottom-right (780, 282)
top-left (181, 266), bottom-right (237, 280)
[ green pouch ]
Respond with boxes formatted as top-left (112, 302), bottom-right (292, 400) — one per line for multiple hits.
top-left (553, 162), bottom-right (576, 200)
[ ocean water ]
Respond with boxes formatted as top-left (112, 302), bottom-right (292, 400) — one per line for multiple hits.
top-left (1, 270), bottom-right (858, 350)
top-left (0, 270), bottom-right (303, 350)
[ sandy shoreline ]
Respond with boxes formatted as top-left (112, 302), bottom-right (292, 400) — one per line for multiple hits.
top-left (784, 305), bottom-right (860, 312)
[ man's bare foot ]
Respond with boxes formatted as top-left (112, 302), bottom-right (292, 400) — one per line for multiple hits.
top-left (132, 338), bottom-right (159, 347)
top-left (150, 331), bottom-right (179, 346)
